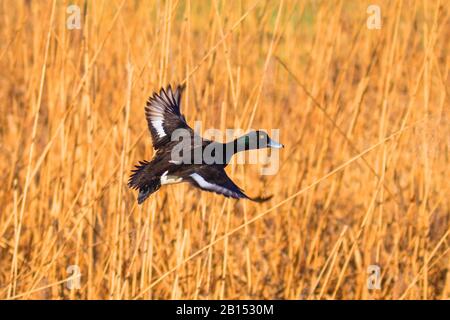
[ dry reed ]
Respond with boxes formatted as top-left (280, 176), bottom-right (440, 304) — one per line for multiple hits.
top-left (0, 0), bottom-right (449, 299)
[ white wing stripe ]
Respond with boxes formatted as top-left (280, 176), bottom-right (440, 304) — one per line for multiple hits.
top-left (190, 173), bottom-right (236, 197)
top-left (151, 119), bottom-right (166, 138)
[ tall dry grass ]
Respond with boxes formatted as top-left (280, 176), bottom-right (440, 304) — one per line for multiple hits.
top-left (0, 0), bottom-right (449, 299)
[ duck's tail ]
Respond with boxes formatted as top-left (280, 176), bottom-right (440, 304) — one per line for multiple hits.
top-left (128, 160), bottom-right (161, 204)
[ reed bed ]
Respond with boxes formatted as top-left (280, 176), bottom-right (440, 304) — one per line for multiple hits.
top-left (0, 0), bottom-right (449, 299)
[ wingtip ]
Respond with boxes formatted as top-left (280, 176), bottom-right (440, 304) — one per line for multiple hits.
top-left (247, 194), bottom-right (273, 203)
top-left (177, 83), bottom-right (186, 92)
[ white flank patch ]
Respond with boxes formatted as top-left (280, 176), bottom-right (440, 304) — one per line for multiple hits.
top-left (190, 173), bottom-right (235, 196)
top-left (151, 119), bottom-right (166, 138)
top-left (161, 170), bottom-right (182, 185)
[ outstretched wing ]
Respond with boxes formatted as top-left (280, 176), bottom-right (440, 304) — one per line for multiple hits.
top-left (187, 166), bottom-right (250, 200)
top-left (145, 85), bottom-right (193, 149)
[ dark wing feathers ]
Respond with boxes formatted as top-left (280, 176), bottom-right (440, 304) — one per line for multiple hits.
top-left (188, 167), bottom-right (273, 202)
top-left (187, 166), bottom-right (250, 200)
top-left (145, 85), bottom-right (192, 149)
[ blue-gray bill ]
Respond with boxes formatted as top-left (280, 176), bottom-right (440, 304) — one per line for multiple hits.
top-left (268, 139), bottom-right (284, 149)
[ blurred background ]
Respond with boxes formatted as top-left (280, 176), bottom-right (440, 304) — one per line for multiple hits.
top-left (0, 0), bottom-right (449, 299)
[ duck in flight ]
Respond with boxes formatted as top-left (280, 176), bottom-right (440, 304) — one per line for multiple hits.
top-left (128, 85), bottom-right (283, 204)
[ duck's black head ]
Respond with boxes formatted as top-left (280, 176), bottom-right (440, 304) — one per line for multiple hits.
top-left (236, 130), bottom-right (284, 151)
